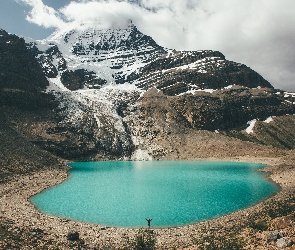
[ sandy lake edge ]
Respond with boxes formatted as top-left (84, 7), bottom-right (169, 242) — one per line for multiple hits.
top-left (1, 156), bottom-right (295, 249)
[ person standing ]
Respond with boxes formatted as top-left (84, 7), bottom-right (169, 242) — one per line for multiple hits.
top-left (145, 218), bottom-right (152, 228)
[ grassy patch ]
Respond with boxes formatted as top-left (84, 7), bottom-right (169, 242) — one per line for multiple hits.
top-left (118, 229), bottom-right (157, 250)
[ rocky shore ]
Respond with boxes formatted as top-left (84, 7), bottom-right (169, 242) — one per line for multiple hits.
top-left (1, 155), bottom-right (295, 249)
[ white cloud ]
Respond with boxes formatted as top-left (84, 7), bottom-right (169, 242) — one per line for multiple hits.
top-left (19, 0), bottom-right (295, 91)
top-left (19, 0), bottom-right (65, 28)
top-left (60, 1), bottom-right (145, 29)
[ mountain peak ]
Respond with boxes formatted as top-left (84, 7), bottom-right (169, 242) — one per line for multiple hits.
top-left (27, 21), bottom-right (165, 88)
top-left (27, 21), bottom-right (272, 92)
top-left (44, 19), bottom-right (161, 58)
top-left (46, 19), bottom-right (135, 44)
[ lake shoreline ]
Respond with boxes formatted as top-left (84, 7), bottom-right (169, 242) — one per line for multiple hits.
top-left (1, 156), bottom-right (295, 249)
top-left (31, 160), bottom-right (280, 228)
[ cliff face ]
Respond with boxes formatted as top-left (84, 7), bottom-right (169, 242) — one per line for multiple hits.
top-left (1, 24), bottom-right (295, 162)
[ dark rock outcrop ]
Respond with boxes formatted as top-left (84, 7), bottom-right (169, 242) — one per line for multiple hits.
top-left (61, 69), bottom-right (106, 90)
top-left (266, 231), bottom-right (281, 242)
top-left (0, 30), bottom-right (53, 111)
top-left (0, 30), bottom-right (49, 91)
top-left (26, 42), bottom-right (67, 78)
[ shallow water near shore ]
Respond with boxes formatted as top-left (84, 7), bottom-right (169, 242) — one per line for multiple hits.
top-left (31, 161), bottom-right (278, 227)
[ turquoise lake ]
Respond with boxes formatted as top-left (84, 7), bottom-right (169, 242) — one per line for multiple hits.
top-left (31, 161), bottom-right (279, 227)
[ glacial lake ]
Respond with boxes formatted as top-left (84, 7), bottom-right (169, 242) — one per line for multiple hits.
top-left (31, 161), bottom-right (278, 227)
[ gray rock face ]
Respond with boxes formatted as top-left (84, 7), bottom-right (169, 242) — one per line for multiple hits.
top-left (123, 86), bottom-right (295, 131)
top-left (33, 88), bottom-right (137, 160)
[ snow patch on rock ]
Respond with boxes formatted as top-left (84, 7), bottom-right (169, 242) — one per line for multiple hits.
top-left (246, 119), bottom-right (256, 134)
top-left (264, 117), bottom-right (274, 123)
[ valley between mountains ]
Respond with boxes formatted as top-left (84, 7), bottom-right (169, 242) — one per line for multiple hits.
top-left (1, 21), bottom-right (295, 249)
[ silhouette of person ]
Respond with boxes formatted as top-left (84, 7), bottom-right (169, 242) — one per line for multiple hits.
top-left (145, 218), bottom-right (152, 228)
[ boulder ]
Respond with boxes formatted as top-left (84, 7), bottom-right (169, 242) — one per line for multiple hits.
top-left (276, 237), bottom-right (292, 248)
top-left (266, 230), bottom-right (280, 242)
top-left (67, 231), bottom-right (80, 241)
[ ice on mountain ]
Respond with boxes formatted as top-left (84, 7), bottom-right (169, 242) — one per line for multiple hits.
top-left (46, 77), bottom-right (69, 92)
top-left (284, 92), bottom-right (295, 98)
top-left (224, 85), bottom-right (233, 89)
top-left (196, 89), bottom-right (216, 94)
top-left (264, 117), bottom-right (274, 123)
top-left (36, 22), bottom-right (164, 87)
top-left (246, 119), bottom-right (256, 134)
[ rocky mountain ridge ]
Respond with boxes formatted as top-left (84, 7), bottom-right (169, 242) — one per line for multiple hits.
top-left (25, 21), bottom-right (273, 93)
top-left (1, 24), bottom-right (295, 161)
top-left (26, 21), bottom-right (166, 89)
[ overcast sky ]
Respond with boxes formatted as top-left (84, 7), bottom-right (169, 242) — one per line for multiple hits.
top-left (1, 0), bottom-right (294, 91)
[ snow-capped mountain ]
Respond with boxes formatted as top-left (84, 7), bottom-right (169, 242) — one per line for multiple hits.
top-left (26, 21), bottom-right (166, 90)
top-left (26, 20), bottom-right (272, 94)
top-left (2, 23), bottom-right (294, 161)
top-left (24, 21), bottom-right (169, 159)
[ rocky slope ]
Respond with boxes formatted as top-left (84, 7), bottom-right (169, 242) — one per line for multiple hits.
top-left (122, 87), bottom-right (294, 160)
top-left (0, 29), bottom-right (64, 182)
top-left (225, 114), bottom-right (295, 150)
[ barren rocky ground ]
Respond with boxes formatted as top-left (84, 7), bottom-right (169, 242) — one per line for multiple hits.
top-left (1, 105), bottom-right (295, 249)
